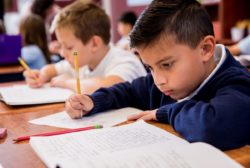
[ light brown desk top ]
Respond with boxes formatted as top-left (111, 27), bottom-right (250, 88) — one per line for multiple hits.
top-left (0, 105), bottom-right (65, 168)
top-left (0, 81), bottom-right (250, 168)
top-left (0, 101), bottom-right (64, 115)
top-left (0, 108), bottom-right (250, 168)
top-left (0, 65), bottom-right (24, 75)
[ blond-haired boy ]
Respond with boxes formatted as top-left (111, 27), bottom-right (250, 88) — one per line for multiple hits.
top-left (24, 1), bottom-right (146, 94)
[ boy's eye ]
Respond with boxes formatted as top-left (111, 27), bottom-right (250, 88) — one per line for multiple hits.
top-left (66, 47), bottom-right (73, 50)
top-left (162, 62), bottom-right (174, 69)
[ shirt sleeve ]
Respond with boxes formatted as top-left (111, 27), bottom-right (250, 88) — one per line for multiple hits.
top-left (105, 55), bottom-right (147, 82)
top-left (54, 60), bottom-right (72, 75)
top-left (88, 74), bottom-right (154, 115)
top-left (156, 84), bottom-right (250, 150)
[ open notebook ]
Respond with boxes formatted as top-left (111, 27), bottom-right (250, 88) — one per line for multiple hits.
top-left (0, 85), bottom-right (73, 105)
top-left (30, 121), bottom-right (243, 168)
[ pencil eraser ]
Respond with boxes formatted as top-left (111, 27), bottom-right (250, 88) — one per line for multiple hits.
top-left (0, 128), bottom-right (7, 139)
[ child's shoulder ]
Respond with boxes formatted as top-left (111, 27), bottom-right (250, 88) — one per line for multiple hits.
top-left (22, 45), bottom-right (44, 58)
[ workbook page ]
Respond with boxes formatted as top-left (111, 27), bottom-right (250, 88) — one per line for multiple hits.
top-left (30, 121), bottom-right (187, 168)
top-left (61, 142), bottom-right (243, 168)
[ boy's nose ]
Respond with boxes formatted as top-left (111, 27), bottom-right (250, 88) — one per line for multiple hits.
top-left (153, 70), bottom-right (167, 86)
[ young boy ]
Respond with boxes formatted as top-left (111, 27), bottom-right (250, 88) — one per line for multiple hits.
top-left (116, 11), bottom-right (137, 50)
top-left (65, 0), bottom-right (250, 150)
top-left (23, 1), bottom-right (146, 94)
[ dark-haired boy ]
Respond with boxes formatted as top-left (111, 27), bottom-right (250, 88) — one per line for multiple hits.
top-left (65, 0), bottom-right (250, 150)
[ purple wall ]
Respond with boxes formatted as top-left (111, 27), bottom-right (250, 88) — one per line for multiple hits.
top-left (110, 0), bottom-right (147, 43)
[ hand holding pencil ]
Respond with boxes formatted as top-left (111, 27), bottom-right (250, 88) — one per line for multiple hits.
top-left (65, 94), bottom-right (94, 119)
top-left (19, 57), bottom-right (46, 88)
top-left (65, 52), bottom-right (94, 119)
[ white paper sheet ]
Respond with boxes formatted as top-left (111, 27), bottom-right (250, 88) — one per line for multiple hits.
top-left (29, 107), bottom-right (142, 128)
top-left (30, 121), bottom-right (187, 168)
top-left (30, 121), bottom-right (242, 168)
top-left (0, 84), bottom-right (73, 105)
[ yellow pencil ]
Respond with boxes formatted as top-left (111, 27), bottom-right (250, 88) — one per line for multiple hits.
top-left (73, 51), bottom-right (81, 94)
top-left (18, 57), bottom-right (38, 81)
top-left (18, 57), bottom-right (32, 73)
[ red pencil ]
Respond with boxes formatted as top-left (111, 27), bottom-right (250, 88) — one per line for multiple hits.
top-left (13, 125), bottom-right (103, 142)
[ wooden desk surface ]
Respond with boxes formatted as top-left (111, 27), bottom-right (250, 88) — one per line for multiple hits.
top-left (0, 65), bottom-right (24, 75)
top-left (0, 101), bottom-right (64, 115)
top-left (0, 105), bottom-right (65, 168)
top-left (0, 81), bottom-right (250, 168)
top-left (0, 108), bottom-right (250, 168)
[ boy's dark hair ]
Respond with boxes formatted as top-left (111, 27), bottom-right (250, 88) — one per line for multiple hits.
top-left (55, 1), bottom-right (110, 45)
top-left (31, 0), bottom-right (54, 19)
top-left (118, 11), bottom-right (137, 26)
top-left (130, 0), bottom-right (214, 49)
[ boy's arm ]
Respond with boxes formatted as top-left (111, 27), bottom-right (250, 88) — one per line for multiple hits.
top-left (156, 87), bottom-right (250, 150)
top-left (227, 44), bottom-right (240, 56)
top-left (39, 64), bottom-right (58, 83)
top-left (88, 74), bottom-right (154, 115)
top-left (80, 75), bottom-right (125, 94)
top-left (50, 75), bottom-right (124, 93)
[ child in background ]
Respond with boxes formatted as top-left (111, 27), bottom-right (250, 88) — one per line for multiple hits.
top-left (228, 35), bottom-right (250, 56)
top-left (30, 0), bottom-right (61, 60)
top-left (227, 35), bottom-right (250, 67)
top-left (31, 0), bottom-right (60, 27)
top-left (19, 14), bottom-right (51, 69)
top-left (23, 1), bottom-right (146, 94)
top-left (65, 0), bottom-right (250, 150)
top-left (116, 11), bottom-right (137, 51)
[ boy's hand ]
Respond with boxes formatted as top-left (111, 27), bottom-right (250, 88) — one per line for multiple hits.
top-left (127, 109), bottom-right (157, 121)
top-left (65, 94), bottom-right (94, 119)
top-left (50, 74), bottom-right (72, 88)
top-left (23, 70), bottom-right (46, 88)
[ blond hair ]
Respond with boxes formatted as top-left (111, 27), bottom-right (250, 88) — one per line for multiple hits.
top-left (51, 1), bottom-right (110, 45)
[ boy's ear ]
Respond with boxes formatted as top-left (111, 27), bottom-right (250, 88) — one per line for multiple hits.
top-left (200, 35), bottom-right (216, 62)
top-left (90, 35), bottom-right (102, 52)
